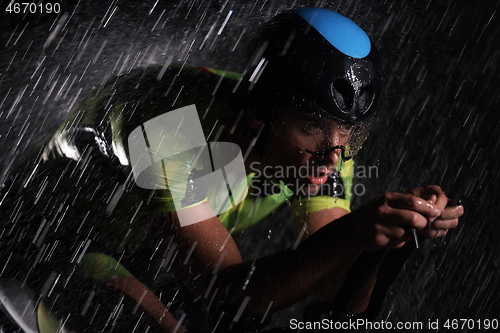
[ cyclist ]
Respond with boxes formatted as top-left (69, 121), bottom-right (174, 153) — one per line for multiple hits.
top-left (4, 7), bottom-right (463, 333)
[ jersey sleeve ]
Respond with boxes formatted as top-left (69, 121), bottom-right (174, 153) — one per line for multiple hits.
top-left (291, 158), bottom-right (354, 221)
top-left (107, 102), bottom-right (212, 215)
top-left (146, 148), bottom-right (209, 213)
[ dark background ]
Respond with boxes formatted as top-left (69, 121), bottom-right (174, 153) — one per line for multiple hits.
top-left (1, 0), bottom-right (499, 331)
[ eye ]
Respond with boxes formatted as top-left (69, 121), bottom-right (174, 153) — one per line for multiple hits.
top-left (336, 123), bottom-right (353, 135)
top-left (303, 122), bottom-right (322, 135)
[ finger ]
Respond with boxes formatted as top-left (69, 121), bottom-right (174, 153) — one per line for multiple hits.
top-left (439, 205), bottom-right (465, 219)
top-left (377, 206), bottom-right (429, 229)
top-left (418, 193), bottom-right (437, 203)
top-left (422, 185), bottom-right (448, 210)
top-left (408, 185), bottom-right (448, 210)
top-left (428, 194), bottom-right (437, 205)
top-left (377, 224), bottom-right (412, 241)
top-left (430, 218), bottom-right (459, 230)
top-left (418, 228), bottom-right (448, 239)
top-left (434, 197), bottom-right (448, 211)
top-left (386, 238), bottom-right (410, 249)
top-left (372, 225), bottom-right (411, 249)
top-left (384, 193), bottom-right (441, 218)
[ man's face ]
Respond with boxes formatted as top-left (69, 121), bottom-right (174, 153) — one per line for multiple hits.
top-left (261, 108), bottom-right (352, 196)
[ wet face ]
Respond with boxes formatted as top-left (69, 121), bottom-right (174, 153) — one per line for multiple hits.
top-left (259, 108), bottom-right (352, 195)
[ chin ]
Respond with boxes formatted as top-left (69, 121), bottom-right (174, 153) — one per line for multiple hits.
top-left (306, 184), bottom-right (322, 196)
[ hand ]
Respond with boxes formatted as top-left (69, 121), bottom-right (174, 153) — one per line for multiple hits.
top-left (351, 192), bottom-right (442, 250)
top-left (406, 185), bottom-right (464, 238)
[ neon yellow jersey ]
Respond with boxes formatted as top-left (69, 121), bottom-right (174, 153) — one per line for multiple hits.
top-left (39, 64), bottom-right (353, 245)
top-left (153, 157), bottom-right (354, 233)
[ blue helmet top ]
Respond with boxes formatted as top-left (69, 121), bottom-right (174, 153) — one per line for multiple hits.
top-left (295, 7), bottom-right (371, 58)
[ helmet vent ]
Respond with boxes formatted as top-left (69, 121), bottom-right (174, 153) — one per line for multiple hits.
top-left (332, 79), bottom-right (354, 112)
top-left (358, 86), bottom-right (375, 114)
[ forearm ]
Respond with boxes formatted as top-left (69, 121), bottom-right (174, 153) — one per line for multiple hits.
top-left (343, 272), bottom-right (378, 315)
top-left (308, 251), bottom-right (361, 303)
top-left (307, 249), bottom-right (387, 317)
top-left (209, 216), bottom-right (363, 315)
top-left (170, 213), bottom-right (362, 316)
top-left (342, 250), bottom-right (387, 315)
top-left (291, 205), bottom-right (387, 316)
top-left (293, 207), bottom-right (361, 304)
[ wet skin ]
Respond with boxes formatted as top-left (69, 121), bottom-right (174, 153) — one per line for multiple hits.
top-left (246, 107), bottom-right (352, 196)
top-left (235, 107), bottom-right (464, 245)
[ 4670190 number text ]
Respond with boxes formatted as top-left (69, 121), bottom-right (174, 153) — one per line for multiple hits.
top-left (444, 319), bottom-right (498, 330)
top-left (6, 2), bottom-right (61, 14)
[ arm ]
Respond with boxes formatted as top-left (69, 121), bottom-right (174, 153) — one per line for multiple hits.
top-left (166, 191), bottom-right (444, 317)
top-left (292, 205), bottom-right (385, 316)
top-left (291, 186), bottom-right (464, 317)
top-left (168, 202), bottom-right (362, 315)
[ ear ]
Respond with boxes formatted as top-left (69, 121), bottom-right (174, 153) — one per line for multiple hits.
top-left (245, 108), bottom-right (264, 129)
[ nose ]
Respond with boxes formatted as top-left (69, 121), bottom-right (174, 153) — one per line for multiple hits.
top-left (322, 131), bottom-right (345, 160)
top-left (322, 146), bottom-right (341, 167)
top-left (310, 144), bottom-right (341, 170)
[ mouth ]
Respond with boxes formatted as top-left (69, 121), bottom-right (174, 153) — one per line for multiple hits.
top-left (306, 166), bottom-right (335, 185)
top-left (308, 174), bottom-right (329, 185)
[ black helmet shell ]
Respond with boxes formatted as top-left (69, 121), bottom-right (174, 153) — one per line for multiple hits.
top-left (245, 7), bottom-right (381, 125)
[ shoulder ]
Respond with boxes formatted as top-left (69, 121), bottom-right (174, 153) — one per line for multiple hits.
top-left (42, 64), bottom-right (242, 162)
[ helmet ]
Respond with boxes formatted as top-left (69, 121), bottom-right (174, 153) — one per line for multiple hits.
top-left (243, 7), bottom-right (381, 126)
